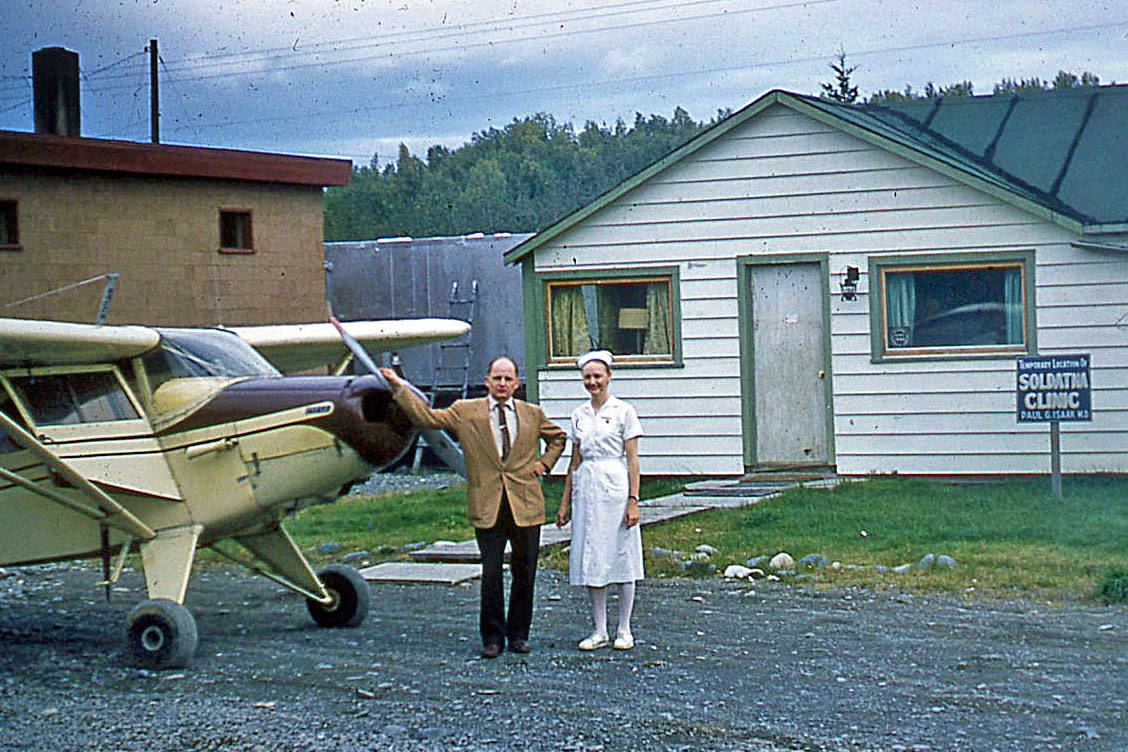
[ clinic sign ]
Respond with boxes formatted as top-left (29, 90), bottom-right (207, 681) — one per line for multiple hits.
top-left (1016, 354), bottom-right (1091, 422)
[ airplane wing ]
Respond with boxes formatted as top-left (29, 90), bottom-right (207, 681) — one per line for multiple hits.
top-left (229, 318), bottom-right (471, 374)
top-left (0, 317), bottom-right (159, 367)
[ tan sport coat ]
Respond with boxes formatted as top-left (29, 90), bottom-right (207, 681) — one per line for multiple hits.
top-left (392, 390), bottom-right (567, 528)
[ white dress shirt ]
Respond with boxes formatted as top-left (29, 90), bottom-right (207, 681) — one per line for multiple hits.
top-left (487, 395), bottom-right (518, 459)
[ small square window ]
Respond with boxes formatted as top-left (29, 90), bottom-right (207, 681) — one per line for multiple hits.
top-left (0, 200), bottom-right (18, 247)
top-left (219, 209), bottom-right (253, 252)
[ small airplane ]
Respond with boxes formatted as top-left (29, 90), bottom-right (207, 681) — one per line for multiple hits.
top-left (0, 314), bottom-right (469, 668)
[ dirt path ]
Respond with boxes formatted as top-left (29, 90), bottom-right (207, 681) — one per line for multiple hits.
top-left (1, 563), bottom-right (1126, 751)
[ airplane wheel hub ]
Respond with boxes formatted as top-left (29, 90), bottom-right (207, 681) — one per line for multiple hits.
top-left (140, 624), bottom-right (166, 652)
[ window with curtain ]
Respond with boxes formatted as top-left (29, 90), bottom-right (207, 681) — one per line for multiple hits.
top-left (881, 262), bottom-right (1027, 354)
top-left (547, 276), bottom-right (674, 362)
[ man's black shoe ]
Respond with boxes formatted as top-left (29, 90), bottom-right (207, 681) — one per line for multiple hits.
top-left (481, 643), bottom-right (503, 659)
top-left (508, 638), bottom-right (531, 654)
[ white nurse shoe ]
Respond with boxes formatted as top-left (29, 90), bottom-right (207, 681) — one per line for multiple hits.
top-left (578, 632), bottom-right (610, 651)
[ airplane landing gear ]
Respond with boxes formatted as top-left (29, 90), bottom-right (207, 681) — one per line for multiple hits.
top-left (307, 564), bottom-right (369, 628)
top-left (126, 598), bottom-right (198, 669)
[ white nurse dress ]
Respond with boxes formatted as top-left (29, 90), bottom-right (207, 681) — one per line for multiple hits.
top-left (568, 394), bottom-right (645, 587)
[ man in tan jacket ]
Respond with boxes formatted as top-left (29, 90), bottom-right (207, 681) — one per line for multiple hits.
top-left (379, 357), bottom-right (566, 658)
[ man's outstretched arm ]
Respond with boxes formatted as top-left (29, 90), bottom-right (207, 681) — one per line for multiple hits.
top-left (379, 367), bottom-right (461, 432)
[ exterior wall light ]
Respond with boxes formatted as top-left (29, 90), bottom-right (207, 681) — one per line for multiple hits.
top-left (840, 266), bottom-right (859, 301)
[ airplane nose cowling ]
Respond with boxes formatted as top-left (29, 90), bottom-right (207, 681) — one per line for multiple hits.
top-left (328, 375), bottom-right (418, 469)
top-left (160, 374), bottom-right (417, 471)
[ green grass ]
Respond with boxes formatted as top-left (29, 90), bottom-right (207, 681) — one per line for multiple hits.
top-left (630, 476), bottom-right (1128, 603)
top-left (286, 474), bottom-right (1128, 604)
top-left (288, 475), bottom-right (684, 567)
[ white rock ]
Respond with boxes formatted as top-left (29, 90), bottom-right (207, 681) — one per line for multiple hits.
top-left (748, 568), bottom-right (765, 579)
top-left (723, 565), bottom-right (753, 579)
top-left (695, 544), bottom-right (718, 556)
top-left (893, 563), bottom-right (912, 574)
top-left (769, 552), bottom-right (795, 570)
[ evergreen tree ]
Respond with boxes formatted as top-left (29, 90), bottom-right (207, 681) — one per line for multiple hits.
top-left (821, 50), bottom-right (859, 103)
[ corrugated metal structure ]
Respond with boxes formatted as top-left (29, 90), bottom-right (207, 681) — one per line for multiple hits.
top-left (325, 233), bottom-right (529, 393)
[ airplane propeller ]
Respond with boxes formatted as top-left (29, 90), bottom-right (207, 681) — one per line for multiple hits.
top-left (328, 316), bottom-right (467, 477)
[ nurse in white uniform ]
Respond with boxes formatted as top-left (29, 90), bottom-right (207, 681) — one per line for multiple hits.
top-left (555, 350), bottom-right (644, 651)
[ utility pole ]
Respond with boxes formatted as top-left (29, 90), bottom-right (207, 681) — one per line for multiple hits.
top-left (149, 38), bottom-right (159, 143)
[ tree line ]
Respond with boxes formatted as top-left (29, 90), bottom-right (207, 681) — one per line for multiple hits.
top-left (324, 108), bottom-right (719, 240)
top-left (325, 61), bottom-right (1105, 241)
top-left (821, 50), bottom-right (1101, 104)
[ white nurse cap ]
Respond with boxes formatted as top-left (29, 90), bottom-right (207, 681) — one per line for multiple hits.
top-left (576, 350), bottom-right (614, 369)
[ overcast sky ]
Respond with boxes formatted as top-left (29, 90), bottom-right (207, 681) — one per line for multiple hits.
top-left (1, 0), bottom-right (1125, 167)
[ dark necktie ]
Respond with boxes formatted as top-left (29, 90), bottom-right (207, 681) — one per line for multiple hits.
top-left (497, 403), bottom-right (511, 461)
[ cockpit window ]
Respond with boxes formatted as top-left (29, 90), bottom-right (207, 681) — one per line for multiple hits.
top-left (8, 371), bottom-right (141, 425)
top-left (145, 328), bottom-right (280, 392)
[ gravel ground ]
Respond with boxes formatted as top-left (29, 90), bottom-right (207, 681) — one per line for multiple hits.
top-left (348, 468), bottom-right (466, 496)
top-left (1, 560), bottom-right (1126, 752)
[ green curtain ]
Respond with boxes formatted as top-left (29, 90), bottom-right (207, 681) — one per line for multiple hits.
top-left (885, 272), bottom-right (916, 348)
top-left (549, 286), bottom-right (591, 357)
top-left (1003, 267), bottom-right (1024, 344)
top-left (643, 282), bottom-right (672, 354)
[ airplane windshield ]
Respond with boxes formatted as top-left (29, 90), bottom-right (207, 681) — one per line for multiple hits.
top-left (145, 329), bottom-right (280, 391)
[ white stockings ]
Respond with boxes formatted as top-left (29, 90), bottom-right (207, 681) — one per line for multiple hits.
top-left (587, 582), bottom-right (635, 638)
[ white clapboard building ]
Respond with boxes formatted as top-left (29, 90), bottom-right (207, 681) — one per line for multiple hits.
top-left (506, 87), bottom-right (1128, 477)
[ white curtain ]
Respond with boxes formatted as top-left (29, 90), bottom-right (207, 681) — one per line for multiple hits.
top-left (1003, 267), bottom-right (1024, 344)
top-left (885, 273), bottom-right (916, 348)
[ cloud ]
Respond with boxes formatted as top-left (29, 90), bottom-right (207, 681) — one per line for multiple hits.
top-left (2, 0), bottom-right (1125, 162)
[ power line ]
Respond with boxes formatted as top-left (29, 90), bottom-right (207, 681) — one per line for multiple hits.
top-left (1, 2), bottom-right (1121, 154)
top-left (0, 0), bottom-right (758, 92)
top-left (162, 18), bottom-right (1128, 136)
top-left (7, 0), bottom-right (849, 96)
top-left (158, 54), bottom-right (203, 143)
top-left (0, 49), bottom-right (146, 96)
top-left (94, 0), bottom-right (782, 80)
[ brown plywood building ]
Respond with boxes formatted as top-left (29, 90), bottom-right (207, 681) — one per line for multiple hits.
top-left (0, 47), bottom-right (350, 327)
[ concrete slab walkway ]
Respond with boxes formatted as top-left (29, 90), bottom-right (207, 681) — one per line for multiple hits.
top-left (359, 561), bottom-right (482, 584)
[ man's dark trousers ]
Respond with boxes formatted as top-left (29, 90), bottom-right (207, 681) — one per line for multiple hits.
top-left (474, 492), bottom-right (540, 649)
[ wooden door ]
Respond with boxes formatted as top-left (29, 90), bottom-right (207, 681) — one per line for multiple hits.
top-left (749, 262), bottom-right (828, 466)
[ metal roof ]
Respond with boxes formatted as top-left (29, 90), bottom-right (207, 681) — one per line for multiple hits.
top-left (825, 85), bottom-right (1128, 226)
top-left (506, 86), bottom-right (1128, 264)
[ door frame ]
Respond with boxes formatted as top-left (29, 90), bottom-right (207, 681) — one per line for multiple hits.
top-left (736, 253), bottom-right (836, 470)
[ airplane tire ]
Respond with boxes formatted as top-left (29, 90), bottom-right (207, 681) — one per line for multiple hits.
top-left (126, 598), bottom-right (198, 669)
top-left (307, 564), bottom-right (369, 628)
